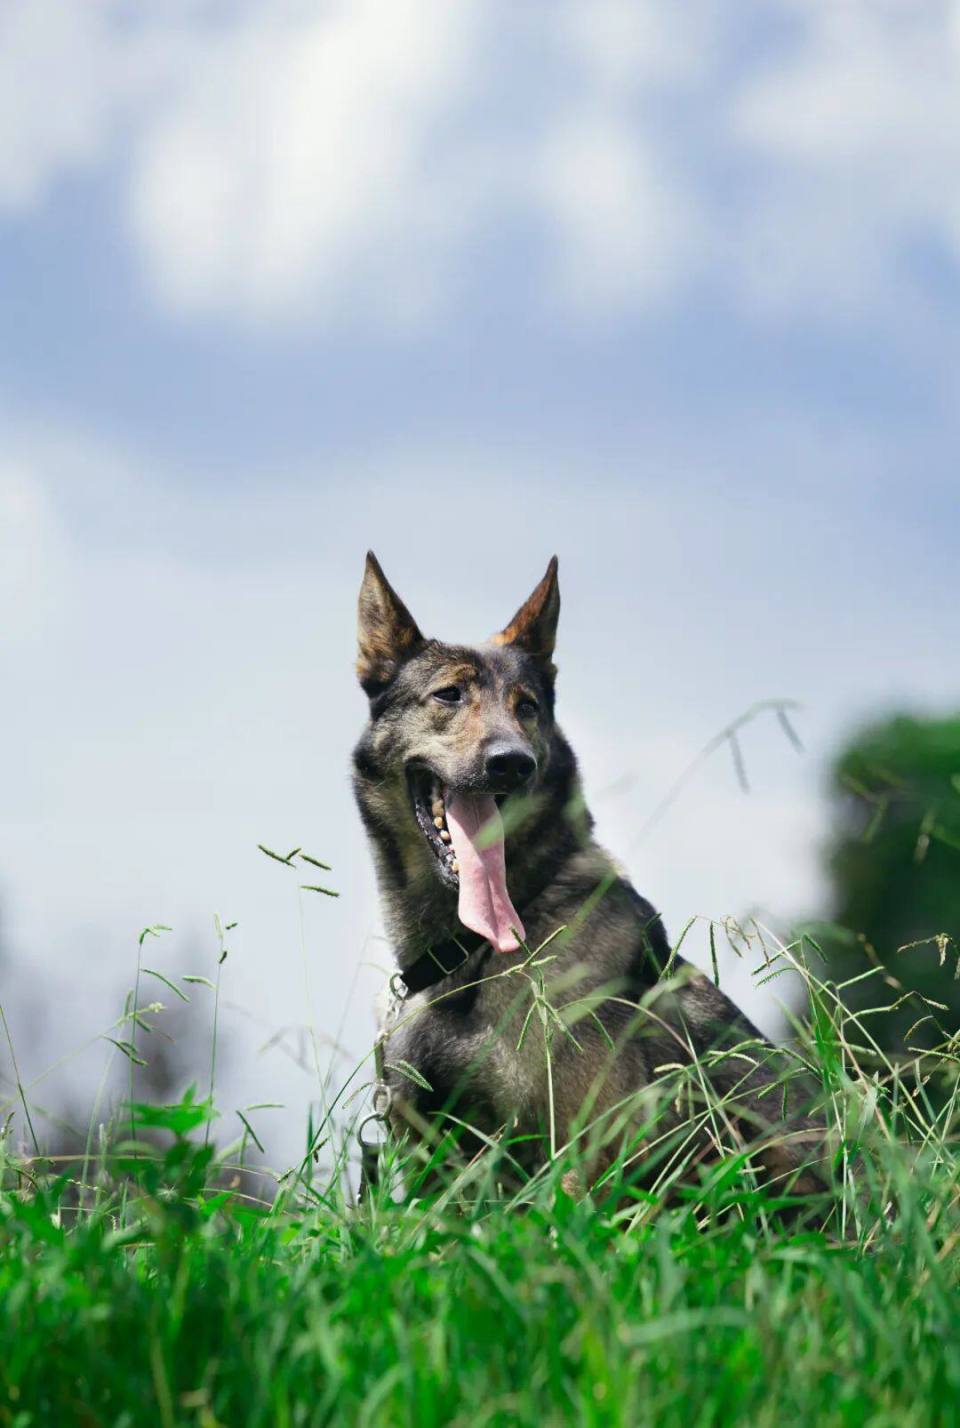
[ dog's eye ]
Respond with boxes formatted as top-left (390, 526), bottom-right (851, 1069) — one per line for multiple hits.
top-left (432, 686), bottom-right (462, 705)
top-left (517, 698), bottom-right (539, 719)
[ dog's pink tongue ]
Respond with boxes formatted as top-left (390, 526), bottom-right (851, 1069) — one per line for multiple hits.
top-left (444, 790), bottom-right (525, 953)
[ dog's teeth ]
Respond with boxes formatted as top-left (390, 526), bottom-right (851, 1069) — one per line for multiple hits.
top-left (431, 799), bottom-right (445, 818)
top-left (451, 860), bottom-right (459, 873)
top-left (440, 829), bottom-right (451, 843)
top-left (433, 816), bottom-right (445, 830)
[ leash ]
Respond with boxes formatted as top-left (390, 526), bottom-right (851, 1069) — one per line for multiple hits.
top-left (356, 931), bottom-right (488, 1202)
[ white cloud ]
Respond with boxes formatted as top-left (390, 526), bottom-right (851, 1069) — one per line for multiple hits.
top-left (535, 110), bottom-right (697, 314)
top-left (2, 0), bottom-right (960, 326)
top-left (0, 0), bottom-right (119, 209)
top-left (557, 0), bottom-right (714, 92)
top-left (731, 1), bottom-right (960, 315)
top-left (0, 461), bottom-right (65, 642)
top-left (0, 0), bottom-right (698, 324)
top-left (129, 0), bottom-right (483, 323)
top-left (736, 3), bottom-right (959, 165)
top-left (126, 0), bottom-right (704, 325)
top-left (0, 0), bottom-right (191, 211)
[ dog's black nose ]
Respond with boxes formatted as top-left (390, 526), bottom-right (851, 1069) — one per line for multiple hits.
top-left (485, 743), bottom-right (536, 791)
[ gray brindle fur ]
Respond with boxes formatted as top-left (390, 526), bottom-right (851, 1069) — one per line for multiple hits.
top-left (352, 552), bottom-right (824, 1198)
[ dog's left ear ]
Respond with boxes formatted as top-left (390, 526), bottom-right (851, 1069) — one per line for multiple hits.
top-left (357, 551), bottom-right (424, 696)
top-left (492, 556), bottom-right (560, 669)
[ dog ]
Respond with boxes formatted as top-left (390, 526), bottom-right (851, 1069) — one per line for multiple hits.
top-left (352, 552), bottom-right (824, 1202)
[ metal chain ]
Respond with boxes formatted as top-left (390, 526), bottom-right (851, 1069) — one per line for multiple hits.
top-left (357, 972), bottom-right (408, 1200)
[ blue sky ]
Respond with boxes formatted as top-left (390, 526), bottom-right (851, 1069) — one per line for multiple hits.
top-left (1, 0), bottom-right (958, 1168)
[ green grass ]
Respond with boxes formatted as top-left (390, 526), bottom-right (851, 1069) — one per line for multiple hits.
top-left (2, 926), bottom-right (960, 1427)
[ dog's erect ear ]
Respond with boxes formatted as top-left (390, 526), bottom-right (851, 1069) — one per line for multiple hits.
top-left (356, 551), bottom-right (424, 695)
top-left (492, 556), bottom-right (560, 665)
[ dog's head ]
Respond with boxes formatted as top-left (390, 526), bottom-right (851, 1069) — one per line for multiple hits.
top-left (353, 552), bottom-right (561, 950)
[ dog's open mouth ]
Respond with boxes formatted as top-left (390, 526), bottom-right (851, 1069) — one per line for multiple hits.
top-left (408, 767), bottom-right (460, 888)
top-left (407, 767), bottom-right (526, 953)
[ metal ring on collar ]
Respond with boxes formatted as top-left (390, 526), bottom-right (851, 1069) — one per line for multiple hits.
top-left (371, 1083), bottom-right (393, 1119)
top-left (357, 1113), bottom-right (386, 1149)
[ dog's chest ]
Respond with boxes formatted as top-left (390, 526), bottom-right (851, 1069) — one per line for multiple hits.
top-left (383, 980), bottom-right (546, 1128)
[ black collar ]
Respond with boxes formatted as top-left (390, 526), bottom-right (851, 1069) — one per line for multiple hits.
top-left (398, 928), bottom-right (490, 996)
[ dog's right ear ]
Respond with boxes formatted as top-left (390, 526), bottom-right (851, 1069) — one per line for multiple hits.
top-left (356, 551), bottom-right (424, 696)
